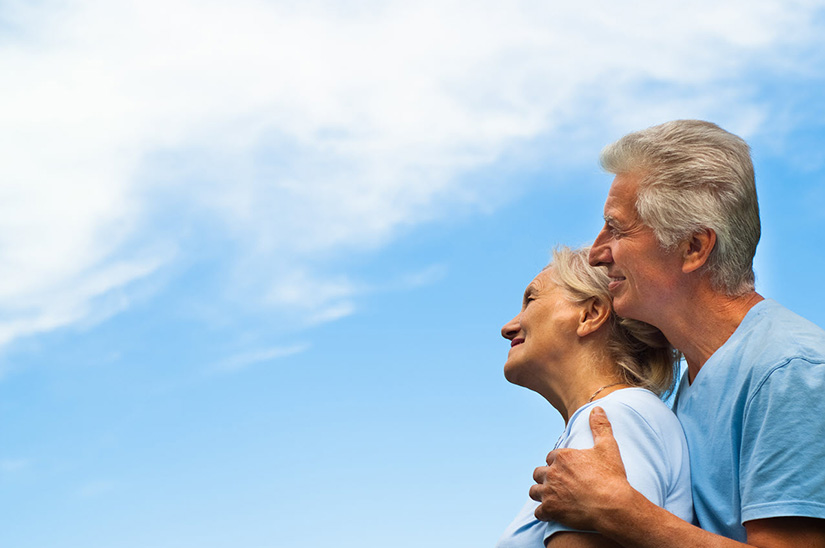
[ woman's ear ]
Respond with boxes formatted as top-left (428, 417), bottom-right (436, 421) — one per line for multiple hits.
top-left (682, 228), bottom-right (716, 274)
top-left (577, 297), bottom-right (611, 338)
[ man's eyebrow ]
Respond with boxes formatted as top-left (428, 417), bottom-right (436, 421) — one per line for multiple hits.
top-left (603, 214), bottom-right (624, 228)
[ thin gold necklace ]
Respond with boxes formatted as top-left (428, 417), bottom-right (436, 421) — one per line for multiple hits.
top-left (554, 383), bottom-right (628, 449)
top-left (587, 382), bottom-right (626, 403)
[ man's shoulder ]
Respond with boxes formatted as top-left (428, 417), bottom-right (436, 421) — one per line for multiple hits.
top-left (730, 299), bottom-right (825, 369)
top-left (750, 299), bottom-right (824, 331)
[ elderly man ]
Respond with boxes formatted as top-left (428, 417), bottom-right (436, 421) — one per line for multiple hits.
top-left (530, 120), bottom-right (825, 547)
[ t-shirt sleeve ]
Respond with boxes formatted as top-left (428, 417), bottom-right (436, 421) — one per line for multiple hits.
top-left (740, 358), bottom-right (825, 523)
top-left (604, 402), bottom-right (670, 507)
top-left (542, 401), bottom-right (671, 542)
top-left (540, 413), bottom-right (598, 542)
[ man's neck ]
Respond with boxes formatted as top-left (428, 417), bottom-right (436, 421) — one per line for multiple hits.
top-left (657, 287), bottom-right (764, 383)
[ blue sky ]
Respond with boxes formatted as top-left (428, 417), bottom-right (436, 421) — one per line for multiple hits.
top-left (1, 1), bottom-right (825, 547)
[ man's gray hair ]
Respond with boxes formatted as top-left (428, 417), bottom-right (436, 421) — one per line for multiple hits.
top-left (600, 120), bottom-right (760, 296)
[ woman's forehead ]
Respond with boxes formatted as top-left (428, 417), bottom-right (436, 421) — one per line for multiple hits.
top-left (527, 267), bottom-right (557, 293)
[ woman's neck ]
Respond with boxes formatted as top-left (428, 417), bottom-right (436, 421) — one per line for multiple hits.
top-left (542, 348), bottom-right (630, 424)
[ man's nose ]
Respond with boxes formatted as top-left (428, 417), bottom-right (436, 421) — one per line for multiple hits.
top-left (589, 228), bottom-right (612, 266)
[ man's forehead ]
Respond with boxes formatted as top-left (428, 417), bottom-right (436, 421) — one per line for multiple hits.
top-left (603, 173), bottom-right (640, 218)
top-left (603, 199), bottom-right (634, 222)
top-left (608, 172), bottom-right (641, 195)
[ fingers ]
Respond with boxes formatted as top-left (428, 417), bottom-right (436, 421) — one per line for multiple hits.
top-left (533, 464), bottom-right (548, 484)
top-left (533, 500), bottom-right (553, 522)
top-left (588, 406), bottom-right (612, 433)
top-left (589, 406), bottom-right (618, 450)
top-left (529, 482), bottom-right (555, 521)
top-left (528, 481), bottom-right (542, 502)
top-left (589, 407), bottom-right (627, 475)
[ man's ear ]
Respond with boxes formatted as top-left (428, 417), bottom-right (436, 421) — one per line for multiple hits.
top-left (577, 297), bottom-right (611, 338)
top-left (682, 228), bottom-right (716, 274)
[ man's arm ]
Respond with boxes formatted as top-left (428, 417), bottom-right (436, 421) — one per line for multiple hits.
top-left (529, 407), bottom-right (825, 548)
top-left (546, 532), bottom-right (621, 548)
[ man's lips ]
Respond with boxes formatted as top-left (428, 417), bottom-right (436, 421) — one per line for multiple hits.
top-left (510, 338), bottom-right (525, 348)
top-left (608, 275), bottom-right (626, 291)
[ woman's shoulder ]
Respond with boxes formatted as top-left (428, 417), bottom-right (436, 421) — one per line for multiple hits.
top-left (570, 388), bottom-right (674, 424)
top-left (563, 389), bottom-right (693, 521)
top-left (561, 388), bottom-right (674, 449)
top-left (584, 388), bottom-right (685, 447)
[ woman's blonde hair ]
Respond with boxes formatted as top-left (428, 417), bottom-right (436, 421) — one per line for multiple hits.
top-left (547, 246), bottom-right (680, 398)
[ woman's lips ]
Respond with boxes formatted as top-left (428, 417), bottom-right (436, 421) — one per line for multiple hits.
top-left (510, 338), bottom-right (525, 348)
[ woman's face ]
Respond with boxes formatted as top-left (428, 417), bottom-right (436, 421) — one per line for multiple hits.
top-left (501, 268), bottom-right (583, 389)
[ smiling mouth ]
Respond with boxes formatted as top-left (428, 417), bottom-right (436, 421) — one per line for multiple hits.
top-left (510, 338), bottom-right (524, 348)
top-left (608, 276), bottom-right (626, 291)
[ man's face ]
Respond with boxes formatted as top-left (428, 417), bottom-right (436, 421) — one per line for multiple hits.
top-left (588, 173), bottom-right (684, 325)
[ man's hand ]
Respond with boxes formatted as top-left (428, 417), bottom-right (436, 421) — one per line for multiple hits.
top-left (530, 410), bottom-right (825, 548)
top-left (529, 407), bottom-right (633, 530)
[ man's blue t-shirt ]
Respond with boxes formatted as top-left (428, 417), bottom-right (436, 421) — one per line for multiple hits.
top-left (674, 299), bottom-right (825, 541)
top-left (497, 388), bottom-right (693, 547)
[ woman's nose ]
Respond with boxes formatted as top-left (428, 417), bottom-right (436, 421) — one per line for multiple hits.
top-left (501, 316), bottom-right (520, 340)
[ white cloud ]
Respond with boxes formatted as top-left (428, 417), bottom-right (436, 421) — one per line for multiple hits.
top-left (0, 458), bottom-right (29, 474)
top-left (0, 255), bottom-right (166, 347)
top-left (76, 479), bottom-right (117, 498)
top-left (264, 269), bottom-right (360, 324)
top-left (0, 0), bottom-right (822, 346)
top-left (210, 343), bottom-right (310, 373)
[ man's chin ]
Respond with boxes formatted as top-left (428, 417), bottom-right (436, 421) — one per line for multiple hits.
top-left (615, 301), bottom-right (660, 328)
top-left (613, 297), bottom-right (638, 321)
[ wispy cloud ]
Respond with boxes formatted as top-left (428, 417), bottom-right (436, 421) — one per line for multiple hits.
top-left (210, 344), bottom-right (310, 374)
top-left (392, 265), bottom-right (448, 290)
top-left (76, 480), bottom-right (118, 498)
top-left (1, 0), bottom-right (822, 347)
top-left (0, 254), bottom-right (167, 347)
top-left (0, 458), bottom-right (30, 474)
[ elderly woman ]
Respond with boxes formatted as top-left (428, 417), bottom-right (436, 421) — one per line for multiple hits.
top-left (496, 247), bottom-right (693, 548)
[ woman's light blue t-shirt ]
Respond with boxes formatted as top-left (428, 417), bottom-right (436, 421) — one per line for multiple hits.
top-left (497, 387), bottom-right (693, 547)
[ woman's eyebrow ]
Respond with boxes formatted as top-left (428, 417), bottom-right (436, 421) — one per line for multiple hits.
top-left (522, 283), bottom-right (538, 304)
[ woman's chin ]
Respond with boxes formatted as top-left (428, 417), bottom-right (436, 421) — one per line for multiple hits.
top-left (503, 363), bottom-right (532, 389)
top-left (502, 362), bottom-right (520, 385)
